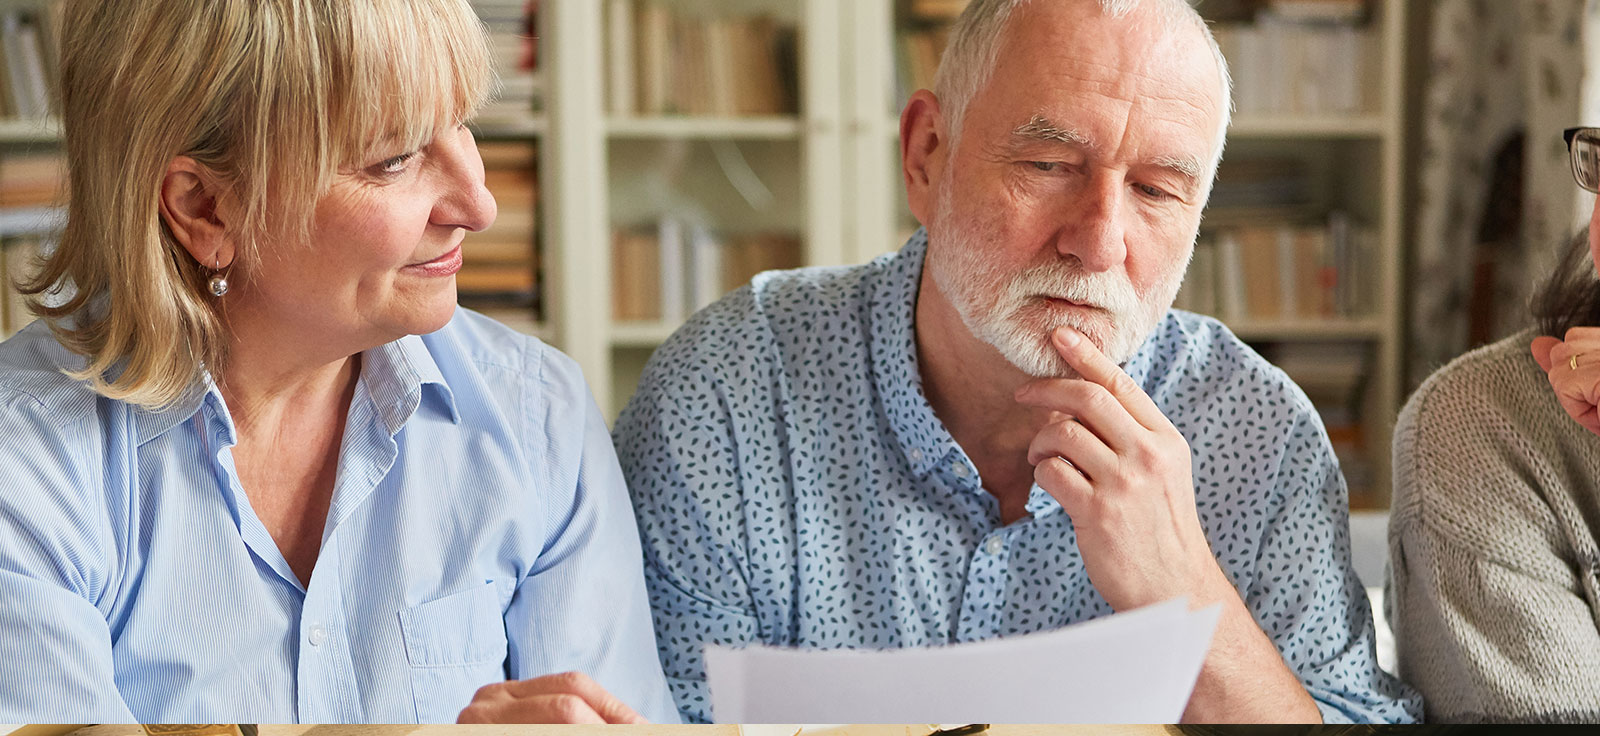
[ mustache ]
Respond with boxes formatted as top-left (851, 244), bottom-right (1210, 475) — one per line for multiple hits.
top-left (1002, 263), bottom-right (1139, 314)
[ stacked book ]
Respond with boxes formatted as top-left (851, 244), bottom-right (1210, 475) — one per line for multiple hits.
top-left (471, 0), bottom-right (543, 123)
top-left (0, 8), bottom-right (60, 120)
top-left (1175, 212), bottom-right (1374, 323)
top-left (607, 0), bottom-right (798, 117)
top-left (1261, 340), bottom-right (1374, 501)
top-left (0, 151), bottom-right (62, 208)
top-left (896, 24), bottom-right (951, 101)
top-left (458, 141), bottom-right (540, 317)
top-left (1212, 0), bottom-right (1377, 117)
top-left (904, 0), bottom-right (970, 20)
top-left (0, 237), bottom-right (38, 337)
top-left (612, 218), bottom-right (800, 322)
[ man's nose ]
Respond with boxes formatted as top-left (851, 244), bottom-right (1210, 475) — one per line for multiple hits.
top-left (1055, 174), bottom-right (1128, 272)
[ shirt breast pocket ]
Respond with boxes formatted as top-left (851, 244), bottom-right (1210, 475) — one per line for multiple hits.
top-left (398, 580), bottom-right (509, 723)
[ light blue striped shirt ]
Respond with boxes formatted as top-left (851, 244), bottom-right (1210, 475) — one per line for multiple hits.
top-left (0, 308), bottom-right (677, 723)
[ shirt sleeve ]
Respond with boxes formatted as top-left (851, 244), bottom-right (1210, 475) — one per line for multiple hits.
top-left (1244, 408), bottom-right (1421, 724)
top-left (501, 349), bottom-right (678, 724)
top-left (0, 389), bottom-right (135, 721)
top-left (1388, 383), bottom-right (1600, 722)
top-left (612, 368), bottom-right (763, 724)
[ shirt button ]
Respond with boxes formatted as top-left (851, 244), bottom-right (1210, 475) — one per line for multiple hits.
top-left (307, 624), bottom-right (328, 647)
top-left (952, 462), bottom-right (970, 479)
top-left (909, 448), bottom-right (924, 463)
top-left (985, 536), bottom-right (1004, 555)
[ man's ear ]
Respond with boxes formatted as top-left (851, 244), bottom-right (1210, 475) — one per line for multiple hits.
top-left (901, 89), bottom-right (951, 228)
top-left (158, 156), bottom-right (235, 270)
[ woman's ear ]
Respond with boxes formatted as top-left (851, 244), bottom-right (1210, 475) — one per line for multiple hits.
top-left (901, 89), bottom-right (952, 228)
top-left (158, 156), bottom-right (234, 269)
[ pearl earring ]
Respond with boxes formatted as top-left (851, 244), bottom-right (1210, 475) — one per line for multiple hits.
top-left (208, 257), bottom-right (229, 297)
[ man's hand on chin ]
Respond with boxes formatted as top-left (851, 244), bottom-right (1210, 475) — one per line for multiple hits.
top-left (457, 671), bottom-right (649, 724)
top-left (1015, 326), bottom-right (1322, 724)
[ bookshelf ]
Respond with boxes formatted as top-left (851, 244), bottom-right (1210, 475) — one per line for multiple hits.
top-left (0, 0), bottom-right (1414, 507)
top-left (0, 0), bottom-right (57, 341)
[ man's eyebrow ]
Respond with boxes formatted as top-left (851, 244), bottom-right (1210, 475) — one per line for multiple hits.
top-left (1011, 114), bottom-right (1091, 146)
top-left (1151, 154), bottom-right (1203, 181)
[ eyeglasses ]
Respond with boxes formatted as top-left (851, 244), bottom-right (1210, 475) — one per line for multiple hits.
top-left (1566, 127), bottom-right (1600, 193)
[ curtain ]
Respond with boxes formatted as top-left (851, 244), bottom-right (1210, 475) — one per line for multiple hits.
top-left (1408, 0), bottom-right (1594, 385)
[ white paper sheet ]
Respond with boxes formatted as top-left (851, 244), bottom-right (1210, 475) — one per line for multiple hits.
top-left (706, 598), bottom-right (1220, 723)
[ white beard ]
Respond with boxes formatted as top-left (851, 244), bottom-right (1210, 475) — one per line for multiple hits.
top-left (924, 184), bottom-right (1190, 377)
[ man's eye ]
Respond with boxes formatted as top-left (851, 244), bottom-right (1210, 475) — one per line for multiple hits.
top-left (1028, 161), bottom-right (1059, 172)
top-left (1137, 183), bottom-right (1170, 199)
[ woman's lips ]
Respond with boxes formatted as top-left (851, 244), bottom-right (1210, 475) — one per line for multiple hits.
top-left (403, 245), bottom-right (463, 277)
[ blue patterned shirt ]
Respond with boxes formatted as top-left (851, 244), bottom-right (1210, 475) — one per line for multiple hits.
top-left (614, 230), bottom-right (1420, 724)
top-left (0, 309), bottom-right (677, 723)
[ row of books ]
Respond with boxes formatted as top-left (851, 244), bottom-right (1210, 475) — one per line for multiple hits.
top-left (606, 0), bottom-right (799, 118)
top-left (1213, 15), bottom-right (1379, 117)
top-left (458, 142), bottom-right (541, 315)
top-left (903, 0), bottom-right (970, 21)
top-left (1174, 213), bottom-right (1375, 322)
top-left (1260, 340), bottom-right (1373, 501)
top-left (0, 9), bottom-right (60, 121)
top-left (896, 25), bottom-right (952, 104)
top-left (471, 0), bottom-right (543, 123)
top-left (0, 151), bottom-right (61, 208)
top-left (1204, 0), bottom-right (1370, 23)
top-left (612, 218), bottom-right (800, 323)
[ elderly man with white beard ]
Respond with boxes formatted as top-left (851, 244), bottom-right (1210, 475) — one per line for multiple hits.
top-left (613, 0), bottom-right (1420, 725)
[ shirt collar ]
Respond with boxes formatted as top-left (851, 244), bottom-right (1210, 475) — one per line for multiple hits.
top-left (868, 228), bottom-right (955, 479)
top-left (132, 333), bottom-right (460, 446)
top-left (360, 333), bottom-right (460, 435)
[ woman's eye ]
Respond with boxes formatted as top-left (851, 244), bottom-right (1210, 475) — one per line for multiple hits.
top-left (377, 152), bottom-right (416, 174)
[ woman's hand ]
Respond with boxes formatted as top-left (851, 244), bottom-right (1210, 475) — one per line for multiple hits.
top-left (1531, 328), bottom-right (1600, 436)
top-left (457, 671), bottom-right (649, 724)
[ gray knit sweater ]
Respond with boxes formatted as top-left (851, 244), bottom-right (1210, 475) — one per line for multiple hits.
top-left (1388, 330), bottom-right (1600, 723)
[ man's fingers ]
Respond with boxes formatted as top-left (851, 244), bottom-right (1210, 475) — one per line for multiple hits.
top-left (1531, 336), bottom-right (1560, 372)
top-left (1026, 416), bottom-right (1117, 479)
top-left (1015, 380), bottom-right (1144, 452)
top-left (1034, 455), bottom-right (1093, 512)
top-left (1047, 327), bottom-right (1165, 429)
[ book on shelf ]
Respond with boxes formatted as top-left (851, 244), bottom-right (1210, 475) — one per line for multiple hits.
top-left (471, 0), bottom-right (543, 123)
top-left (1212, 9), bottom-right (1378, 117)
top-left (607, 0), bottom-right (798, 118)
top-left (0, 7), bottom-right (60, 121)
top-left (1174, 212), bottom-right (1375, 323)
top-left (1266, 0), bottom-right (1369, 24)
top-left (895, 25), bottom-right (950, 103)
top-left (611, 218), bottom-right (800, 323)
top-left (1260, 340), bottom-right (1373, 501)
top-left (0, 150), bottom-right (63, 208)
top-left (459, 141), bottom-right (540, 316)
top-left (904, 0), bottom-right (971, 22)
top-left (1, 236), bottom-right (39, 337)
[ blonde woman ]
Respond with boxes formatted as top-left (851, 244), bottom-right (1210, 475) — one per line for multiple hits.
top-left (1388, 126), bottom-right (1600, 722)
top-left (0, 0), bottom-right (673, 724)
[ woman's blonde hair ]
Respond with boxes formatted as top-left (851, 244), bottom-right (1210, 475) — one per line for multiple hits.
top-left (22, 0), bottom-right (492, 409)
